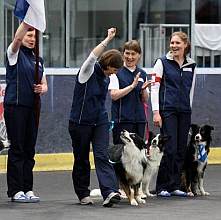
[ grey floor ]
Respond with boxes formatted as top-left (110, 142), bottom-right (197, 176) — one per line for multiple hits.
top-left (0, 165), bottom-right (221, 220)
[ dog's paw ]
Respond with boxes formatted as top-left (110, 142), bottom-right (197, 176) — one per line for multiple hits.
top-left (201, 191), bottom-right (210, 196)
top-left (139, 193), bottom-right (147, 199)
top-left (136, 197), bottom-right (146, 204)
top-left (147, 193), bottom-right (156, 197)
top-left (187, 192), bottom-right (195, 197)
top-left (130, 199), bottom-right (139, 206)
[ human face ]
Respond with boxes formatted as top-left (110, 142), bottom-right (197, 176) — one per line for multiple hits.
top-left (123, 49), bottom-right (141, 68)
top-left (103, 66), bottom-right (118, 76)
top-left (22, 30), bottom-right (36, 49)
top-left (170, 35), bottom-right (187, 58)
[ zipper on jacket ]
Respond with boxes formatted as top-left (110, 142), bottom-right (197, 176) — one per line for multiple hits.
top-left (78, 82), bottom-right (87, 124)
top-left (162, 74), bottom-right (166, 111)
top-left (118, 99), bottom-right (122, 123)
top-left (16, 64), bottom-right (19, 105)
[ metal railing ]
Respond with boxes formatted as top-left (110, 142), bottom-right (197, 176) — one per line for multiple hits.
top-left (139, 23), bottom-right (189, 67)
top-left (139, 23), bottom-right (221, 68)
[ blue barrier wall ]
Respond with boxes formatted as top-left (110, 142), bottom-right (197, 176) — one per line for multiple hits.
top-left (0, 69), bottom-right (220, 153)
top-left (35, 73), bottom-right (221, 153)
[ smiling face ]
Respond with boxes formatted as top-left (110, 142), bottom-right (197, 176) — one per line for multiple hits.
top-left (22, 29), bottom-right (36, 49)
top-left (170, 35), bottom-right (187, 59)
top-left (123, 49), bottom-right (141, 69)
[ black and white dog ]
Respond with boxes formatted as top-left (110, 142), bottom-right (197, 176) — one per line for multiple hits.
top-left (181, 124), bottom-right (214, 196)
top-left (108, 130), bottom-right (148, 206)
top-left (141, 132), bottom-right (168, 197)
top-left (109, 130), bottom-right (168, 205)
top-left (90, 130), bottom-right (168, 205)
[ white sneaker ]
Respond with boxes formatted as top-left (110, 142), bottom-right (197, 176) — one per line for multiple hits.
top-left (80, 196), bottom-right (94, 205)
top-left (25, 191), bottom-right (40, 202)
top-left (103, 192), bottom-right (120, 207)
top-left (11, 191), bottom-right (29, 203)
top-left (170, 190), bottom-right (187, 197)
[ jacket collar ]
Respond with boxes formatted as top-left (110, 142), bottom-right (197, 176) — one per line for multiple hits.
top-left (166, 51), bottom-right (196, 68)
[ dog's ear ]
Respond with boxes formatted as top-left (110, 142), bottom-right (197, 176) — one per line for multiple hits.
top-left (147, 131), bottom-right (155, 147)
top-left (130, 133), bottom-right (147, 149)
top-left (157, 134), bottom-right (170, 152)
top-left (189, 124), bottom-right (199, 136)
top-left (206, 125), bottom-right (214, 131)
top-left (203, 125), bottom-right (214, 133)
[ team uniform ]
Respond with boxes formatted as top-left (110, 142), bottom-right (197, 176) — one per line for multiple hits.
top-left (109, 66), bottom-right (149, 144)
top-left (4, 44), bottom-right (44, 198)
top-left (69, 52), bottom-right (119, 202)
top-left (151, 51), bottom-right (196, 194)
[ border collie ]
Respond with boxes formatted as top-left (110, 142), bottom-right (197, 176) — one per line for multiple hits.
top-left (181, 124), bottom-right (214, 196)
top-left (90, 131), bottom-right (168, 205)
top-left (141, 132), bottom-right (168, 197)
top-left (108, 130), bottom-right (148, 206)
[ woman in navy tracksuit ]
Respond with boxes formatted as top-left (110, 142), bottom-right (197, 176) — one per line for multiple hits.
top-left (151, 32), bottom-right (196, 197)
top-left (4, 22), bottom-right (48, 202)
top-left (68, 28), bottom-right (123, 207)
top-left (109, 40), bottom-right (150, 145)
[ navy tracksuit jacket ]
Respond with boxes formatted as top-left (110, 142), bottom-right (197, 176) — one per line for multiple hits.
top-left (69, 63), bottom-right (118, 200)
top-left (156, 54), bottom-right (196, 193)
top-left (4, 46), bottom-right (43, 197)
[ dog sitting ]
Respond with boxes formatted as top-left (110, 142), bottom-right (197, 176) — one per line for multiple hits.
top-left (90, 131), bottom-right (168, 205)
top-left (140, 132), bottom-right (168, 198)
top-left (108, 130), bottom-right (148, 206)
top-left (181, 124), bottom-right (214, 196)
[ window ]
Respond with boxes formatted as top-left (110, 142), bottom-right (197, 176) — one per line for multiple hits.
top-left (196, 0), bottom-right (221, 24)
top-left (43, 0), bottom-right (66, 67)
top-left (133, 0), bottom-right (191, 67)
top-left (69, 0), bottom-right (127, 67)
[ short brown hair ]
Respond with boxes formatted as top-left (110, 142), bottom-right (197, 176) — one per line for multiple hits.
top-left (170, 31), bottom-right (191, 55)
top-left (99, 49), bottom-right (123, 70)
top-left (122, 40), bottom-right (141, 54)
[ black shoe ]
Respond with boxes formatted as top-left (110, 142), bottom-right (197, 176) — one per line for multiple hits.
top-left (103, 192), bottom-right (121, 207)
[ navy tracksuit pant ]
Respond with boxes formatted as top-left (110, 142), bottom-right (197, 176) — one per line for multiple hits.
top-left (156, 111), bottom-right (191, 193)
top-left (4, 105), bottom-right (38, 197)
top-left (68, 121), bottom-right (118, 200)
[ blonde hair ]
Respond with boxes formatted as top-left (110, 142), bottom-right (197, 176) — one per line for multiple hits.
top-left (170, 31), bottom-right (191, 55)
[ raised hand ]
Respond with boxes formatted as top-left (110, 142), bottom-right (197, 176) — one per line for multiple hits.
top-left (131, 72), bottom-right (140, 89)
top-left (107, 27), bottom-right (116, 41)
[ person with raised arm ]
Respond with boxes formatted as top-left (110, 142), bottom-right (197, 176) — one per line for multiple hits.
top-left (4, 21), bottom-right (47, 203)
top-left (68, 28), bottom-right (123, 207)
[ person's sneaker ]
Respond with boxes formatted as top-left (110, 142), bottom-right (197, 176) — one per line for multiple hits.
top-left (25, 191), bottom-right (40, 203)
top-left (80, 196), bottom-right (94, 205)
top-left (103, 192), bottom-right (121, 207)
top-left (170, 190), bottom-right (187, 197)
top-left (157, 190), bottom-right (171, 197)
top-left (11, 191), bottom-right (29, 203)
